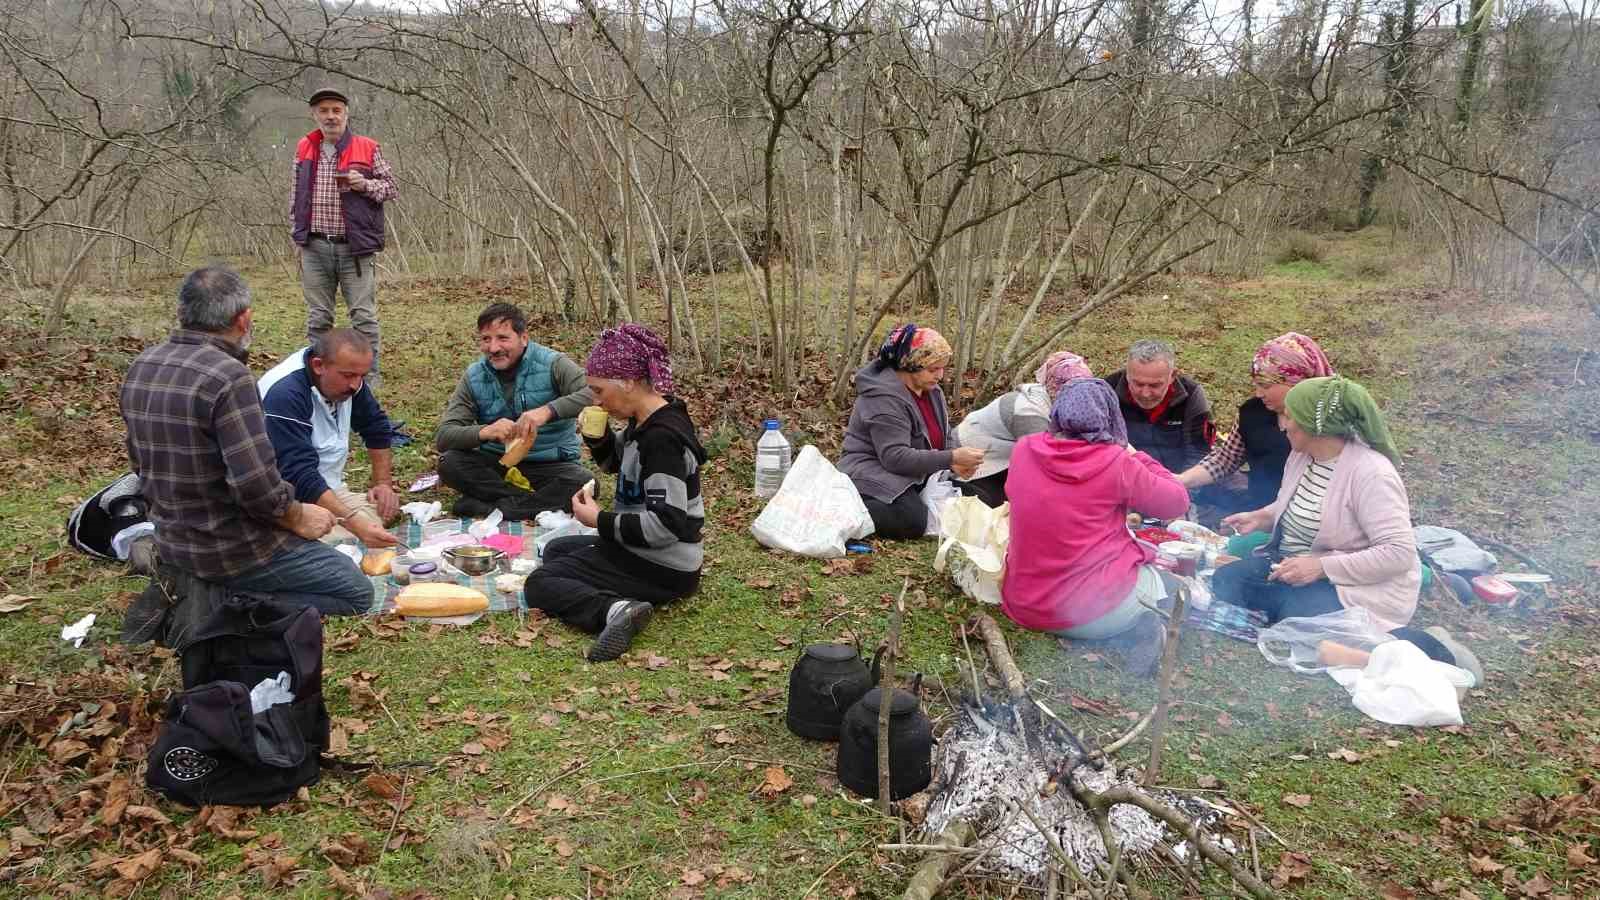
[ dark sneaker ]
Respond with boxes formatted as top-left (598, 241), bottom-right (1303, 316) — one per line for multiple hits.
top-left (588, 601), bottom-right (654, 662)
top-left (1111, 611), bottom-right (1167, 678)
top-left (1423, 626), bottom-right (1483, 688)
top-left (451, 495), bottom-right (496, 519)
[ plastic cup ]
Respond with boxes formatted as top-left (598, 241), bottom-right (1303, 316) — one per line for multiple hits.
top-left (579, 405), bottom-right (609, 439)
top-left (334, 169), bottom-right (352, 190)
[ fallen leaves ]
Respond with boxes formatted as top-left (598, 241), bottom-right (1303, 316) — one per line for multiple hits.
top-left (1468, 855), bottom-right (1505, 876)
top-left (1271, 851), bottom-right (1312, 888)
top-left (0, 593), bottom-right (36, 612)
top-left (1327, 747), bottom-right (1362, 763)
top-left (361, 773), bottom-right (402, 800)
top-left (757, 766), bottom-right (793, 797)
top-left (1282, 793), bottom-right (1313, 809)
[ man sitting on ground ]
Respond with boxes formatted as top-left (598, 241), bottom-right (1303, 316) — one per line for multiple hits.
top-left (259, 328), bottom-right (400, 549)
top-left (435, 302), bottom-right (593, 519)
top-left (120, 266), bottom-right (371, 616)
top-left (1103, 339), bottom-right (1216, 477)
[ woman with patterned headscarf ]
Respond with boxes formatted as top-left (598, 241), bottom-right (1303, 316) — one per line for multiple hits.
top-left (1000, 379), bottom-right (1191, 676)
top-left (838, 323), bottom-right (984, 538)
top-left (955, 350), bottom-right (1094, 507)
top-left (1177, 332), bottom-right (1335, 517)
top-left (523, 324), bottom-right (707, 663)
top-left (1212, 376), bottom-right (1481, 683)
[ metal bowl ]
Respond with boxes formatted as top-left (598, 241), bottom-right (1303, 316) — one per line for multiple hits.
top-left (443, 544), bottom-right (505, 576)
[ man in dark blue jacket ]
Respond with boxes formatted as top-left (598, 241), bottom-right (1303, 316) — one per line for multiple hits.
top-left (259, 328), bottom-right (399, 549)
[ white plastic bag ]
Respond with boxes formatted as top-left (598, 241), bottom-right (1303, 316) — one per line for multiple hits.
top-left (532, 510), bottom-right (598, 557)
top-left (1257, 607), bottom-right (1393, 674)
top-left (750, 445), bottom-right (875, 558)
top-left (934, 497), bottom-right (1009, 605)
top-left (920, 472), bottom-right (961, 537)
top-left (248, 672), bottom-right (295, 714)
top-left (1328, 641), bottom-right (1470, 727)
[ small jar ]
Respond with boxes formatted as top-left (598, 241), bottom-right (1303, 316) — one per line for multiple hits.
top-left (405, 561), bottom-right (440, 584)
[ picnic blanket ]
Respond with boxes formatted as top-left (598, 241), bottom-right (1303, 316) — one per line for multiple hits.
top-left (344, 518), bottom-right (532, 615)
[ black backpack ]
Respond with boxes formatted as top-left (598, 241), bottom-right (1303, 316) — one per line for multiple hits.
top-left (146, 595), bottom-right (329, 807)
top-left (67, 473), bottom-right (149, 560)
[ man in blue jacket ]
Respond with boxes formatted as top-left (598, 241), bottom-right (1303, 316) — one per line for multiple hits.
top-left (434, 303), bottom-right (593, 519)
top-left (259, 328), bottom-right (400, 549)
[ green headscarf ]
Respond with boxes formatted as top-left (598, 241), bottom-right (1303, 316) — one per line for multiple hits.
top-left (1283, 376), bottom-right (1400, 464)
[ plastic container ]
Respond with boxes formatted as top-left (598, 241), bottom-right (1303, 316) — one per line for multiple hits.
top-left (1472, 575), bottom-right (1518, 606)
top-left (421, 518), bottom-right (464, 544)
top-left (755, 418), bottom-right (792, 499)
top-left (1158, 540), bottom-right (1203, 577)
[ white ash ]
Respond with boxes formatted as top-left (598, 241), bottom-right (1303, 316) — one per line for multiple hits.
top-left (923, 711), bottom-right (1224, 881)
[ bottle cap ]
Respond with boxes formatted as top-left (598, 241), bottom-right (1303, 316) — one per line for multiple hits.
top-left (763, 418), bottom-right (780, 429)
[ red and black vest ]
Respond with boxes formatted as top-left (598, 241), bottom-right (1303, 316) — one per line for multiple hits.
top-left (291, 128), bottom-right (386, 256)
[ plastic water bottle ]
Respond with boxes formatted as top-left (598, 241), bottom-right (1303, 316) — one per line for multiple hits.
top-left (755, 418), bottom-right (792, 499)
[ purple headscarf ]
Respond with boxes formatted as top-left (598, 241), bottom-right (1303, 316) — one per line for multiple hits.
top-left (1047, 378), bottom-right (1128, 445)
top-left (585, 323), bottom-right (674, 394)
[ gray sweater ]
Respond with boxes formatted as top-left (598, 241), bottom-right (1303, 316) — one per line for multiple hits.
top-left (838, 363), bottom-right (960, 503)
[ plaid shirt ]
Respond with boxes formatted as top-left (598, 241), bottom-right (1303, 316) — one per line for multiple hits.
top-left (304, 141), bottom-right (397, 237)
top-left (121, 330), bottom-right (296, 580)
top-left (1199, 428), bottom-right (1248, 482)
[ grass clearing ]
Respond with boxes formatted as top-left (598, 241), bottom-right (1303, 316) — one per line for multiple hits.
top-left (2, 230), bottom-right (1598, 897)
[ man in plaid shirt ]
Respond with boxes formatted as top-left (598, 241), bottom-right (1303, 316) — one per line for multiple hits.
top-left (290, 88), bottom-right (398, 385)
top-left (120, 266), bottom-right (373, 616)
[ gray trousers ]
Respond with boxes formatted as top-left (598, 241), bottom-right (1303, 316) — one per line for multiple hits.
top-left (301, 237), bottom-right (379, 373)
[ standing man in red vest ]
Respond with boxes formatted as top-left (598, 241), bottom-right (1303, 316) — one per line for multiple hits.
top-left (291, 88), bottom-right (397, 385)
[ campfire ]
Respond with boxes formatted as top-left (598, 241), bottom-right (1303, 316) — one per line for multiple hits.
top-left (922, 698), bottom-right (1229, 881)
top-left (886, 610), bottom-right (1273, 899)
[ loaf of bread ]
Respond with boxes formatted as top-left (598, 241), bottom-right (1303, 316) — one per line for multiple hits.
top-left (499, 434), bottom-right (534, 466)
top-left (361, 549), bottom-right (397, 575)
top-left (394, 583), bottom-right (489, 617)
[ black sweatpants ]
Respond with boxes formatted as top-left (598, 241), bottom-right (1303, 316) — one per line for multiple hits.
top-left (523, 536), bottom-right (698, 633)
top-left (965, 470), bottom-right (1009, 509)
top-left (1211, 555), bottom-right (1451, 662)
top-left (865, 489), bottom-right (927, 540)
top-left (438, 449), bottom-right (592, 519)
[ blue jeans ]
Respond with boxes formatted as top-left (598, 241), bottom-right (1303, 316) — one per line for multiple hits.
top-left (221, 539), bottom-right (373, 616)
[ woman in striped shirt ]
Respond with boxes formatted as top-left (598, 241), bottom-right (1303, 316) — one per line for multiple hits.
top-left (1210, 377), bottom-right (1480, 682)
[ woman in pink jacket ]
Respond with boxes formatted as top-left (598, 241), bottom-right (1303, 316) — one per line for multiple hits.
top-left (1001, 378), bottom-right (1191, 675)
top-left (1213, 376), bottom-right (1479, 681)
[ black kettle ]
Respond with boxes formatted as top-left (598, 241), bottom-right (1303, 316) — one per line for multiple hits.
top-left (786, 644), bottom-right (876, 741)
top-left (836, 673), bottom-right (933, 800)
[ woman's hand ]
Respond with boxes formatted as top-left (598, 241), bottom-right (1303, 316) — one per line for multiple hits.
top-left (1268, 555), bottom-right (1326, 586)
top-left (1221, 508), bottom-right (1272, 536)
top-left (951, 446), bottom-right (984, 479)
top-left (571, 485), bottom-right (601, 528)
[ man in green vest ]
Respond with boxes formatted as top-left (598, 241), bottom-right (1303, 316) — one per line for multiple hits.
top-left (435, 303), bottom-right (594, 519)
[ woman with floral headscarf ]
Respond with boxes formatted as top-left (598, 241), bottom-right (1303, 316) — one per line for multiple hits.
top-left (1177, 332), bottom-right (1335, 519)
top-left (523, 324), bottom-right (707, 663)
top-left (1212, 376), bottom-right (1481, 682)
top-left (955, 350), bottom-right (1094, 507)
top-left (1000, 379), bottom-right (1190, 676)
top-left (838, 323), bottom-right (984, 538)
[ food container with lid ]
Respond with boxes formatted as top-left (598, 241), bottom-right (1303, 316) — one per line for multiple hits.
top-left (1471, 575), bottom-right (1518, 605)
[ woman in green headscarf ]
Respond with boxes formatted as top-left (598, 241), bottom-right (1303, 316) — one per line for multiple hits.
top-left (1211, 377), bottom-right (1480, 682)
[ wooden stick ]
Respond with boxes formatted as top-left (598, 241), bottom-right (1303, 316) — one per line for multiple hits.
top-left (969, 613), bottom-right (1043, 754)
top-left (877, 579), bottom-right (907, 814)
top-left (1143, 584), bottom-right (1188, 786)
top-left (1015, 800), bottom-right (1104, 900)
top-left (1086, 784), bottom-right (1277, 900)
top-left (897, 820), bottom-right (974, 900)
top-left (1101, 705), bottom-right (1156, 757)
top-left (499, 758), bottom-right (591, 822)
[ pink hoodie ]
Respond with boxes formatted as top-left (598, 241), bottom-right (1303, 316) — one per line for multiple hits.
top-left (1001, 434), bottom-right (1191, 632)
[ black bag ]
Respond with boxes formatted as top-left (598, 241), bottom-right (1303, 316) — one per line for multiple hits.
top-left (146, 680), bottom-right (316, 807)
top-left (179, 594), bottom-right (331, 752)
top-left (67, 473), bottom-right (149, 560)
top-left (146, 595), bottom-right (329, 807)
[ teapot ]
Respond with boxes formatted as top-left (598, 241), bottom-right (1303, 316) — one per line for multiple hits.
top-left (835, 672), bottom-right (932, 800)
top-left (786, 644), bottom-right (877, 741)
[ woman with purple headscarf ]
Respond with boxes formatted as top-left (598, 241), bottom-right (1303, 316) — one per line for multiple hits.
top-left (523, 324), bottom-right (707, 663)
top-left (1177, 332), bottom-right (1334, 519)
top-left (1000, 379), bottom-right (1190, 676)
top-left (955, 350), bottom-right (1093, 507)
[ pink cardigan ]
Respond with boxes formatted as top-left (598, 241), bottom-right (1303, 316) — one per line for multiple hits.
top-left (1266, 442), bottom-right (1420, 631)
top-left (1001, 435), bottom-right (1191, 631)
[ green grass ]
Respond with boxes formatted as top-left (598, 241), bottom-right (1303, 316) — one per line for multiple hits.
top-left (2, 229), bottom-right (1599, 897)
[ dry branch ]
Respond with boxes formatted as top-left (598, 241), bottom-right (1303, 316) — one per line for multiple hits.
top-left (1143, 584), bottom-right (1188, 786)
top-left (898, 820), bottom-right (974, 900)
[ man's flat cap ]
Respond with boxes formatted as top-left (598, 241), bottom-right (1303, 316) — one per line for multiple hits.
top-left (308, 88), bottom-right (350, 106)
